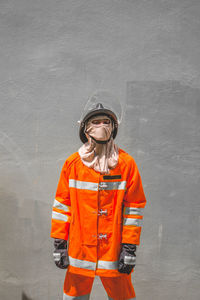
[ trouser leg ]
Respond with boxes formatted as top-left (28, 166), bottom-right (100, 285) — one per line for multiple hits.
top-left (100, 274), bottom-right (136, 300)
top-left (63, 270), bottom-right (94, 300)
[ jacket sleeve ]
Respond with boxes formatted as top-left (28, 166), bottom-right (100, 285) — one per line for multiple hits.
top-left (50, 160), bottom-right (71, 241)
top-left (122, 159), bottom-right (146, 245)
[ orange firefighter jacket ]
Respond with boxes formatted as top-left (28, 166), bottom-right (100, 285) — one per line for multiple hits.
top-left (51, 149), bottom-right (146, 277)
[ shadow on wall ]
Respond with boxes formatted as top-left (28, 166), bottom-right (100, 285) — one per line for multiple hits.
top-left (22, 292), bottom-right (33, 300)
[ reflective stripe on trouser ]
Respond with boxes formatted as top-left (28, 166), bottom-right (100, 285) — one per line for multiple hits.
top-left (63, 271), bottom-right (135, 300)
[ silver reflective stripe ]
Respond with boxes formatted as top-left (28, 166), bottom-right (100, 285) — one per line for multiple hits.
top-left (123, 218), bottom-right (143, 226)
top-left (63, 293), bottom-right (90, 300)
top-left (52, 211), bottom-right (68, 222)
top-left (124, 255), bottom-right (136, 265)
top-left (69, 179), bottom-right (98, 191)
top-left (69, 256), bottom-right (96, 270)
top-left (124, 207), bottom-right (144, 216)
top-left (99, 181), bottom-right (126, 190)
top-left (53, 199), bottom-right (70, 212)
top-left (97, 260), bottom-right (118, 270)
top-left (69, 179), bottom-right (126, 191)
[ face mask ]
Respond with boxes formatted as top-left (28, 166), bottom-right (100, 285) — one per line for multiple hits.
top-left (85, 116), bottom-right (113, 144)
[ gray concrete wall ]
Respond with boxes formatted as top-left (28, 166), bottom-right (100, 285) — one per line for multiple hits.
top-left (0, 1), bottom-right (200, 299)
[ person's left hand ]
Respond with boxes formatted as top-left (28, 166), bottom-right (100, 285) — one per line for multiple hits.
top-left (118, 243), bottom-right (137, 274)
top-left (53, 239), bottom-right (69, 269)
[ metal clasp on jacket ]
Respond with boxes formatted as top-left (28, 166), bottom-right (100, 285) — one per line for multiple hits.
top-left (99, 182), bottom-right (108, 190)
top-left (98, 209), bottom-right (108, 216)
top-left (98, 233), bottom-right (107, 240)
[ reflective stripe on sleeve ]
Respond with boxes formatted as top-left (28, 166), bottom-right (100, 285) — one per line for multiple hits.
top-left (123, 218), bottom-right (143, 227)
top-left (63, 293), bottom-right (90, 300)
top-left (69, 179), bottom-right (98, 191)
top-left (52, 211), bottom-right (69, 222)
top-left (97, 260), bottom-right (118, 270)
top-left (53, 199), bottom-right (70, 212)
top-left (69, 256), bottom-right (96, 270)
top-left (124, 207), bottom-right (144, 216)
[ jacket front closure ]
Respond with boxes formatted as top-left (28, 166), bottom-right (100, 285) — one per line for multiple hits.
top-left (73, 170), bottom-right (126, 249)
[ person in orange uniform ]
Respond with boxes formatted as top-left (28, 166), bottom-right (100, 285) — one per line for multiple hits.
top-left (51, 97), bottom-right (146, 300)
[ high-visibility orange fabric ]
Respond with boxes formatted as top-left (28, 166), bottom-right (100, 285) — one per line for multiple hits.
top-left (51, 149), bottom-right (146, 277)
top-left (63, 271), bottom-right (94, 297)
top-left (63, 271), bottom-right (135, 300)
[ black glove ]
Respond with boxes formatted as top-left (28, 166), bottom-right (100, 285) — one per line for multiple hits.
top-left (118, 243), bottom-right (137, 274)
top-left (53, 239), bottom-right (69, 269)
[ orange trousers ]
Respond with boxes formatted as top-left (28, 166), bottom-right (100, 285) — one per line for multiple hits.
top-left (63, 271), bottom-right (136, 300)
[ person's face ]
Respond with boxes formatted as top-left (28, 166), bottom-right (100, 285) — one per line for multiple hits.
top-left (90, 118), bottom-right (111, 126)
top-left (85, 115), bottom-right (113, 142)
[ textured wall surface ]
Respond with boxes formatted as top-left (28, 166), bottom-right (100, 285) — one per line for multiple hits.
top-left (0, 0), bottom-right (200, 299)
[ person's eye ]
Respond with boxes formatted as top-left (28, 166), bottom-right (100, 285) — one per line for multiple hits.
top-left (104, 120), bottom-right (111, 124)
top-left (92, 120), bottom-right (101, 125)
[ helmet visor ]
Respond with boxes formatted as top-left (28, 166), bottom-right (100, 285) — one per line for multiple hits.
top-left (79, 90), bottom-right (124, 124)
